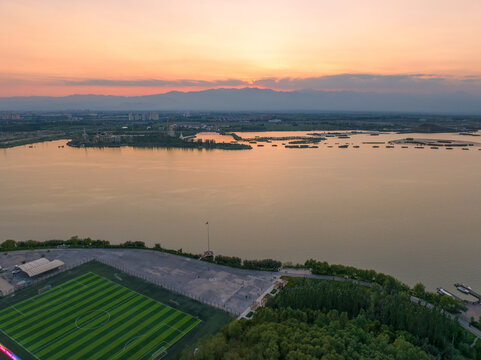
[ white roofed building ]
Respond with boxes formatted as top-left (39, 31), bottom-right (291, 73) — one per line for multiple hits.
top-left (17, 258), bottom-right (64, 277)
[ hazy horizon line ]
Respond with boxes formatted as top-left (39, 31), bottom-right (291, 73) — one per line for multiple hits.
top-left (2, 73), bottom-right (481, 98)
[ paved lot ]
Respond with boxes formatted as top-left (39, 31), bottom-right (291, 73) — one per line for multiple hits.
top-left (0, 248), bottom-right (278, 315)
top-left (2, 250), bottom-right (480, 338)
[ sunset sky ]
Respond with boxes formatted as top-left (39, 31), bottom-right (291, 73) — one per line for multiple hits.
top-left (1, 0), bottom-right (481, 96)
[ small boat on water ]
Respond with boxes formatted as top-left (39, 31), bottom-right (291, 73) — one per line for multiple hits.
top-left (455, 284), bottom-right (471, 294)
top-left (437, 288), bottom-right (454, 298)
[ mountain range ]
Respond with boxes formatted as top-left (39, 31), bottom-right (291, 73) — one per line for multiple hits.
top-left (1, 88), bottom-right (481, 114)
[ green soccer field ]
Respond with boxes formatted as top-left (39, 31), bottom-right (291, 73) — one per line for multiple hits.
top-left (0, 272), bottom-right (200, 360)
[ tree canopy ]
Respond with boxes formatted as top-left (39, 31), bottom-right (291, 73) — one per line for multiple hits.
top-left (181, 278), bottom-right (481, 360)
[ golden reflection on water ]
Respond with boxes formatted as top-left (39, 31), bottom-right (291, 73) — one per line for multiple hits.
top-left (0, 131), bottom-right (480, 293)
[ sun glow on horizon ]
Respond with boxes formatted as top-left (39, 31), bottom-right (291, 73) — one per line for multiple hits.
top-left (1, 0), bottom-right (481, 96)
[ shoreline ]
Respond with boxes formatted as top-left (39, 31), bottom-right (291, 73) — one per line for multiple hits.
top-left (1, 247), bottom-right (480, 339)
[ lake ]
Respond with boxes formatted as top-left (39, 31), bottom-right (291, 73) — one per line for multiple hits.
top-left (1, 131), bottom-right (480, 294)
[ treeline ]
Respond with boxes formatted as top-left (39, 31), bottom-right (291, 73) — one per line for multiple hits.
top-left (470, 316), bottom-right (481, 331)
top-left (273, 278), bottom-right (468, 354)
top-left (154, 246), bottom-right (281, 272)
top-left (243, 259), bottom-right (282, 271)
top-left (210, 255), bottom-right (281, 271)
top-left (0, 238), bottom-right (281, 272)
top-left (304, 259), bottom-right (466, 314)
top-left (68, 134), bottom-right (252, 150)
top-left (182, 278), bottom-right (480, 360)
top-left (0, 238), bottom-right (472, 312)
top-left (183, 309), bottom-right (431, 360)
top-left (213, 254), bottom-right (242, 267)
top-left (0, 237), bottom-right (148, 250)
top-left (305, 258), bottom-right (410, 292)
top-left (0, 237), bottom-right (111, 249)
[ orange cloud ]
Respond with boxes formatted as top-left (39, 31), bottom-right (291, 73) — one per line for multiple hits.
top-left (1, 0), bottom-right (480, 96)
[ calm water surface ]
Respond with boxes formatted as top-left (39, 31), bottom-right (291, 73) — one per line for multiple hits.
top-left (1, 131), bottom-right (480, 293)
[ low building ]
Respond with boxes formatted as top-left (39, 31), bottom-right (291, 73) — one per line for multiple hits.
top-left (17, 258), bottom-right (64, 278)
top-left (0, 278), bottom-right (14, 296)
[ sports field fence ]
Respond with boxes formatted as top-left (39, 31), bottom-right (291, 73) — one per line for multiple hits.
top-left (9, 256), bottom-right (240, 316)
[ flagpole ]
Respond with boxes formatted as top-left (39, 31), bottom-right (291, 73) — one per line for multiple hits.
top-left (205, 221), bottom-right (210, 252)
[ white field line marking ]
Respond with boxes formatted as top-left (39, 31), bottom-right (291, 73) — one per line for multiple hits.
top-left (33, 293), bottom-right (139, 354)
top-left (146, 342), bottom-right (168, 360)
top-left (93, 272), bottom-right (201, 322)
top-left (110, 335), bottom-right (148, 359)
top-left (0, 274), bottom-right (98, 359)
top-left (125, 315), bottom-right (201, 360)
top-left (31, 275), bottom-right (141, 353)
top-left (0, 328), bottom-right (40, 360)
top-left (163, 322), bottom-right (186, 336)
top-left (11, 306), bottom-right (25, 316)
top-left (111, 313), bottom-right (196, 360)
top-left (138, 341), bottom-right (168, 360)
top-left (75, 280), bottom-right (87, 288)
top-left (138, 320), bottom-right (200, 360)
top-left (91, 271), bottom-right (203, 358)
top-left (15, 283), bottom-right (95, 319)
top-left (16, 272), bottom-right (94, 308)
top-left (12, 275), bottom-right (95, 317)
top-left (75, 310), bottom-right (111, 330)
top-left (111, 322), bottom-right (173, 359)
top-left (9, 285), bottom-right (65, 314)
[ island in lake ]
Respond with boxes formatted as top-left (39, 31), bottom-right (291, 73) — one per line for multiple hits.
top-left (67, 131), bottom-right (252, 150)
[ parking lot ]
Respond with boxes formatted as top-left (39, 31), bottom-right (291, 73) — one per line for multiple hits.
top-left (0, 248), bottom-right (278, 315)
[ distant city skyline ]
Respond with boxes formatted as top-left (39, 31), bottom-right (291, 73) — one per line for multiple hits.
top-left (1, 0), bottom-right (481, 97)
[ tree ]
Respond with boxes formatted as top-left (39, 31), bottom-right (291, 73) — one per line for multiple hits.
top-left (67, 235), bottom-right (80, 245)
top-left (26, 240), bottom-right (39, 248)
top-left (1, 239), bottom-right (16, 249)
top-left (413, 283), bottom-right (426, 298)
top-left (83, 237), bottom-right (93, 247)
